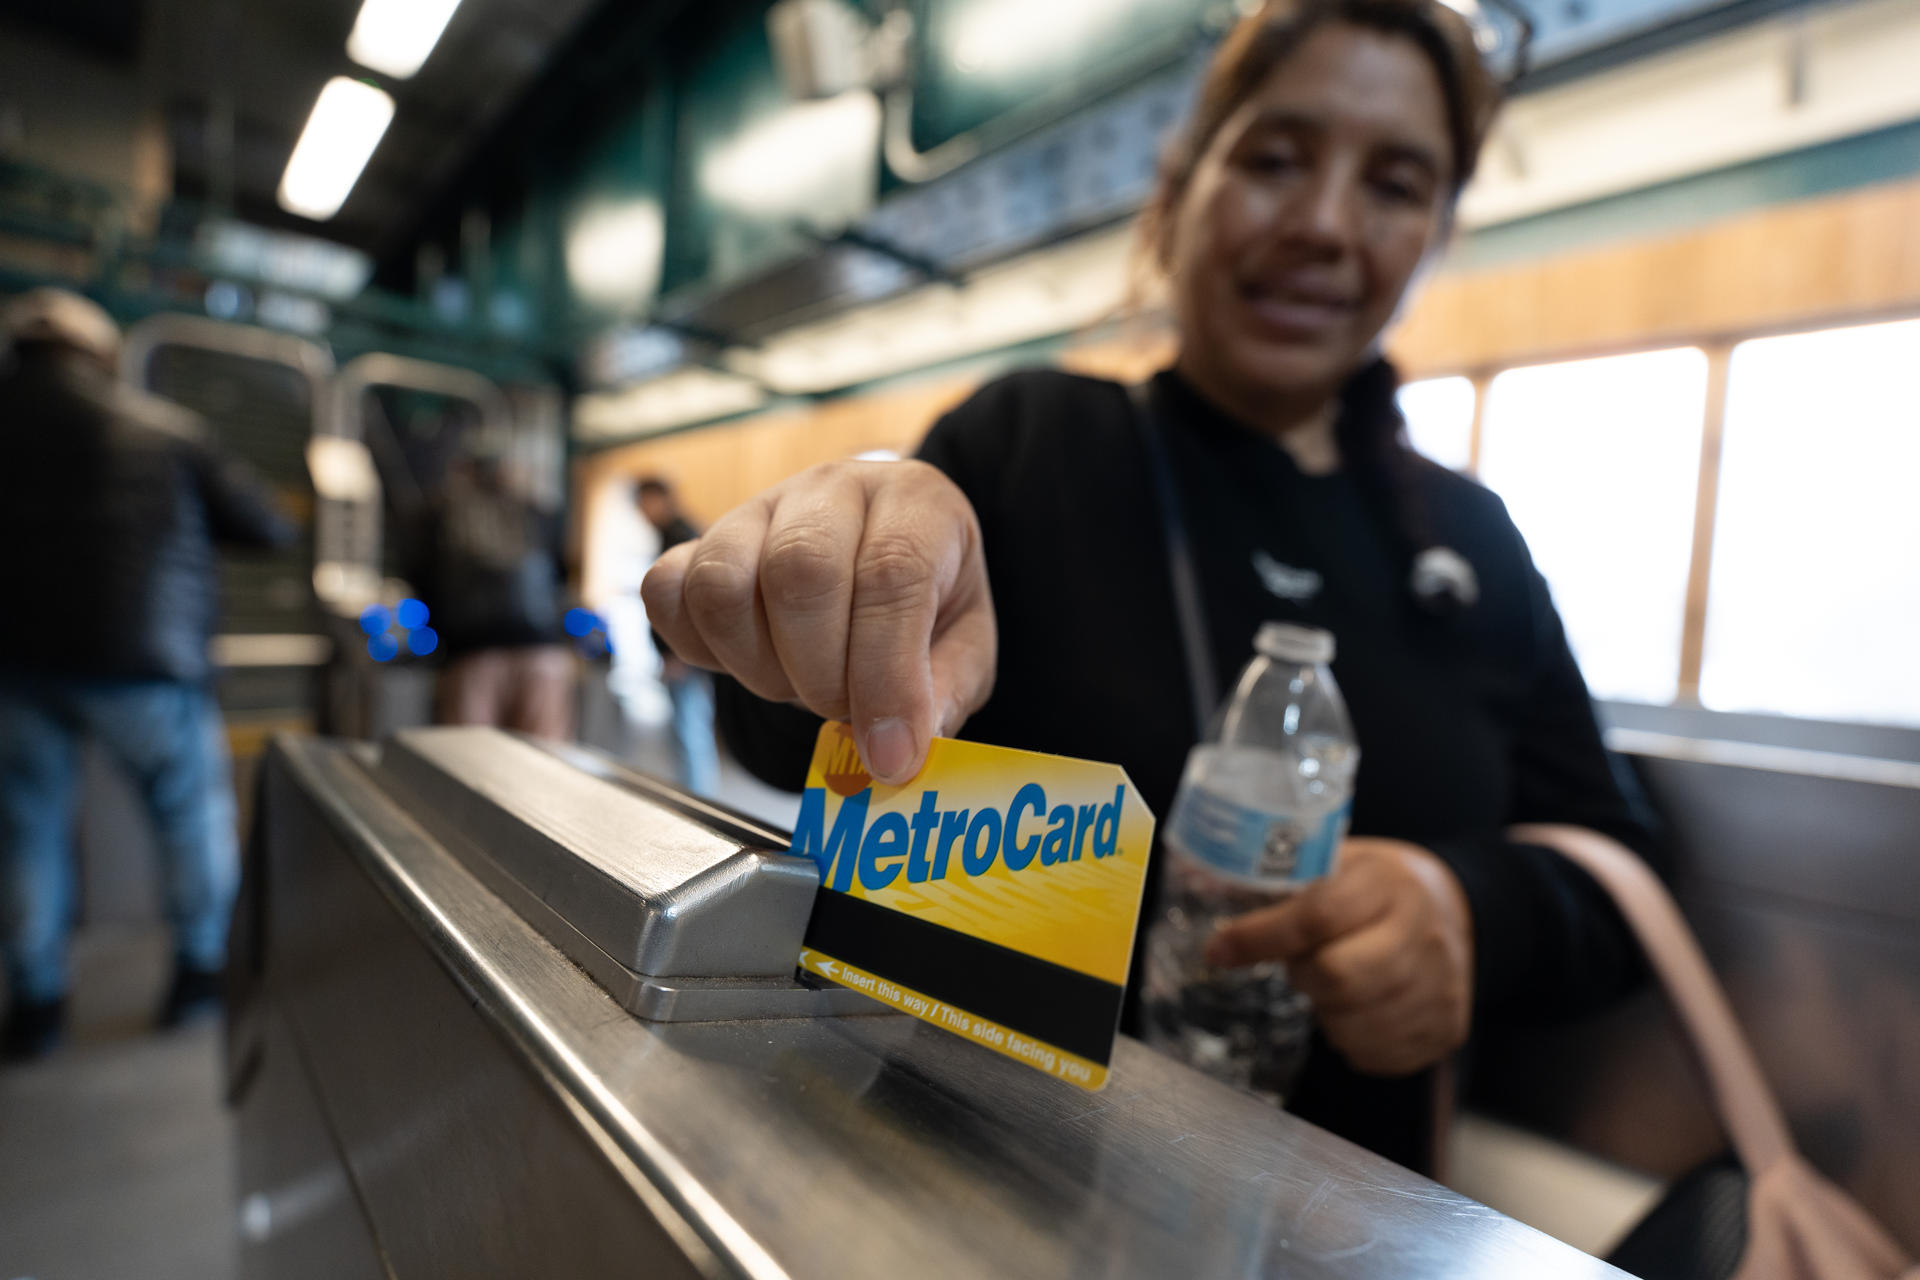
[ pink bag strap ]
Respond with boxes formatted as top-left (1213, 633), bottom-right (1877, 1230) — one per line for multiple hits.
top-left (1509, 824), bottom-right (1917, 1280)
top-left (1509, 823), bottom-right (1793, 1176)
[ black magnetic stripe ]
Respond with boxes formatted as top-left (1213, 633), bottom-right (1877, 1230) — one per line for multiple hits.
top-left (802, 889), bottom-right (1123, 1065)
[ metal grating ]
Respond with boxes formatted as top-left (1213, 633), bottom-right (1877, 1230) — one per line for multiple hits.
top-left (655, 52), bottom-right (1201, 348)
top-left (866, 56), bottom-right (1200, 275)
top-left (146, 344), bottom-right (319, 637)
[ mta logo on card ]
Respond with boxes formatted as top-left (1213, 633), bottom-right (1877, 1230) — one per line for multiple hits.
top-left (792, 722), bottom-right (1155, 1090)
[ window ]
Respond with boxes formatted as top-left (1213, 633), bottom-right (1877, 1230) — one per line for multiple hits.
top-left (1700, 319), bottom-right (1920, 726)
top-left (1397, 376), bottom-right (1477, 471)
top-left (1477, 349), bottom-right (1709, 704)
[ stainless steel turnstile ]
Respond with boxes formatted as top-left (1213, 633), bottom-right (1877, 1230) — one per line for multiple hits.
top-left (233, 728), bottom-right (1628, 1279)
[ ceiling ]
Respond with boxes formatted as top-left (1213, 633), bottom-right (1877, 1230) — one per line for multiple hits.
top-left (1, 0), bottom-right (606, 255)
top-left (0, 0), bottom-right (1834, 301)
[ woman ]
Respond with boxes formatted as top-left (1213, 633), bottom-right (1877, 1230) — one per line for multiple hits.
top-left (643, 0), bottom-right (1660, 1173)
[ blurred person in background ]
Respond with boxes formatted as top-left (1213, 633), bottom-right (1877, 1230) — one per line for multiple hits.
top-left (412, 449), bottom-right (574, 739)
top-left (0, 288), bottom-right (294, 1061)
top-left (643, 0), bottom-right (1663, 1174)
top-left (636, 476), bottom-right (720, 797)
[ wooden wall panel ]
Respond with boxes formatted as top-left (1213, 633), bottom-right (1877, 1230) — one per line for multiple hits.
top-left (1389, 176), bottom-right (1920, 376)
top-left (1058, 329), bottom-right (1177, 383)
top-left (575, 175), bottom-right (1920, 570)
top-left (572, 376), bottom-right (979, 581)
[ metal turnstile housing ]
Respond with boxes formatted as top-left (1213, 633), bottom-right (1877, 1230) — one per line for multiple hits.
top-left (232, 729), bottom-right (1630, 1280)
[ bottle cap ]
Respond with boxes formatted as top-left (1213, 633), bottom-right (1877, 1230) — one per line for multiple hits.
top-left (1255, 622), bottom-right (1334, 665)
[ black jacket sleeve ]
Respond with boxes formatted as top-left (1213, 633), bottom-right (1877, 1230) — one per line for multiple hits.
top-left (713, 680), bottom-right (825, 792)
top-left (193, 442), bottom-right (297, 550)
top-left (123, 383), bottom-right (296, 551)
top-left (1426, 551), bottom-right (1667, 1025)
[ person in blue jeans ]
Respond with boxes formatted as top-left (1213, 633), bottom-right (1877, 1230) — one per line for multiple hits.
top-left (0, 289), bottom-right (293, 1060)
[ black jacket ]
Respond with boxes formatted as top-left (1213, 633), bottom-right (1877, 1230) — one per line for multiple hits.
top-left (0, 348), bottom-right (295, 683)
top-left (407, 481), bottom-right (567, 657)
top-left (718, 366), bottom-right (1663, 1173)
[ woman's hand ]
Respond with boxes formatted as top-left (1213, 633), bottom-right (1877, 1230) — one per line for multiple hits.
top-left (1204, 838), bottom-right (1474, 1077)
top-left (640, 460), bottom-right (996, 785)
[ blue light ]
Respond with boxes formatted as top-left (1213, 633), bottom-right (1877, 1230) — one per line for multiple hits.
top-left (564, 607), bottom-right (597, 638)
top-left (367, 633), bottom-right (400, 663)
top-left (396, 598), bottom-right (429, 630)
top-left (408, 627), bottom-right (439, 656)
top-left (359, 605), bottom-right (391, 637)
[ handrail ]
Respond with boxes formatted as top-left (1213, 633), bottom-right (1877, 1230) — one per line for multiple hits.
top-left (328, 351), bottom-right (513, 441)
top-left (1605, 728), bottom-right (1920, 791)
top-left (117, 315), bottom-right (379, 618)
top-left (120, 313), bottom-right (335, 391)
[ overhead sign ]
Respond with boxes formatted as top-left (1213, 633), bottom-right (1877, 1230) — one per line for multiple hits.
top-left (792, 722), bottom-right (1155, 1091)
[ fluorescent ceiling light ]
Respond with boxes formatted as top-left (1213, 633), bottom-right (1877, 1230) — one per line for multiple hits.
top-left (566, 200), bottom-right (666, 309)
top-left (702, 91), bottom-right (881, 219)
top-left (278, 77), bottom-right (395, 221)
top-left (573, 368), bottom-right (769, 440)
top-left (307, 437), bottom-right (381, 503)
top-left (347, 0), bottom-right (463, 79)
top-left (952, 0), bottom-right (1140, 80)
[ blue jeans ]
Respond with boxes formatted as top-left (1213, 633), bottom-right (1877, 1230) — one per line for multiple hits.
top-left (0, 678), bottom-right (239, 1002)
top-left (664, 668), bottom-right (720, 798)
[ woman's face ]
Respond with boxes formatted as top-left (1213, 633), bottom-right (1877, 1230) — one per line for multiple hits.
top-left (1166, 24), bottom-right (1455, 408)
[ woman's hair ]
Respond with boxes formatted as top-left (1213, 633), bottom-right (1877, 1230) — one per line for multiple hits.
top-left (1141, 0), bottom-right (1506, 592)
top-left (1142, 0), bottom-right (1504, 263)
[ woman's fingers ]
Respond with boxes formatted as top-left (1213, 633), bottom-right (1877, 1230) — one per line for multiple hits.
top-left (676, 496), bottom-right (794, 704)
top-left (639, 541), bottom-right (720, 669)
top-left (928, 578), bottom-right (997, 740)
top-left (640, 459), bottom-right (998, 785)
top-left (1197, 838), bottom-right (1475, 1077)
top-left (760, 473), bottom-right (866, 721)
top-left (1288, 917), bottom-right (1418, 1013)
top-left (1318, 988), bottom-right (1453, 1077)
top-left (1203, 866), bottom-right (1388, 968)
top-left (846, 463), bottom-right (986, 784)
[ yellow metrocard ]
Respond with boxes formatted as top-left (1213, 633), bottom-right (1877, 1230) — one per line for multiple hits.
top-left (791, 722), bottom-right (1155, 1091)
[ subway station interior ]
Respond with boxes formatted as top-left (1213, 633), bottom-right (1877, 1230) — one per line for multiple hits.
top-left (1, 0), bottom-right (1917, 1276)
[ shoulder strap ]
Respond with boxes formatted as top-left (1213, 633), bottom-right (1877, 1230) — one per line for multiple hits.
top-left (1125, 381), bottom-right (1219, 738)
top-left (1509, 822), bottom-right (1918, 1280)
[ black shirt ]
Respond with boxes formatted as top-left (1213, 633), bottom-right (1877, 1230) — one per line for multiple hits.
top-left (0, 351), bottom-right (294, 683)
top-left (656, 514), bottom-right (699, 555)
top-left (718, 366), bottom-right (1660, 1172)
top-left (410, 485), bottom-right (567, 657)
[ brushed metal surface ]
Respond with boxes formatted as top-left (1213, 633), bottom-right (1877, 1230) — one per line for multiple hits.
top-left (414, 792), bottom-right (881, 1021)
top-left (235, 1011), bottom-right (390, 1280)
top-left (377, 727), bottom-right (823, 978)
top-left (534, 737), bottom-right (794, 850)
top-left (263, 735), bottom-right (1627, 1280)
top-left (259, 745), bottom-right (714, 1280)
top-left (1606, 726), bottom-right (1920, 790)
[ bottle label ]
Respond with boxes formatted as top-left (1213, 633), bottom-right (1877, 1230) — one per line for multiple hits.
top-left (1166, 788), bottom-right (1351, 884)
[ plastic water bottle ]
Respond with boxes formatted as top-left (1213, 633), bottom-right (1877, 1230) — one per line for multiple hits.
top-left (1142, 623), bottom-right (1359, 1102)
